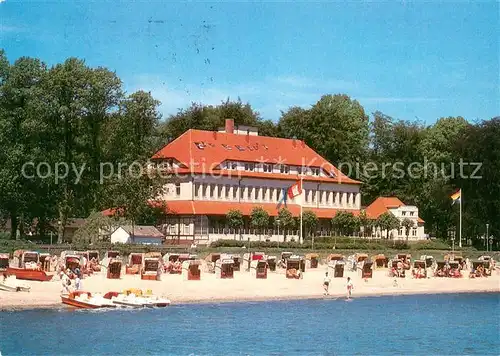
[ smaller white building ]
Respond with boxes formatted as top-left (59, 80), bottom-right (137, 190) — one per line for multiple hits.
top-left (365, 197), bottom-right (426, 240)
top-left (110, 225), bottom-right (164, 245)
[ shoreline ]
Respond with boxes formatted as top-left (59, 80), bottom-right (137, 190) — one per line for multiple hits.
top-left (2, 287), bottom-right (498, 312)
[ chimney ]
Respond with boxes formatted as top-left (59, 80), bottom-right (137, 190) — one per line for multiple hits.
top-left (225, 119), bottom-right (234, 134)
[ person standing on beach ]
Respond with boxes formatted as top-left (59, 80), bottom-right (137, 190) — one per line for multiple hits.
top-left (346, 277), bottom-right (353, 299)
top-left (323, 272), bottom-right (331, 295)
top-left (60, 271), bottom-right (71, 294)
top-left (75, 273), bottom-right (81, 291)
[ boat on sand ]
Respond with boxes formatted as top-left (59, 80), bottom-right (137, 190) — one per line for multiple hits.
top-left (61, 291), bottom-right (117, 309)
top-left (0, 276), bottom-right (31, 292)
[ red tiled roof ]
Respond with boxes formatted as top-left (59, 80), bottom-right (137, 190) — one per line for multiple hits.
top-left (104, 202), bottom-right (359, 219)
top-left (151, 129), bottom-right (360, 185)
top-left (162, 200), bottom-right (359, 219)
top-left (365, 197), bottom-right (425, 223)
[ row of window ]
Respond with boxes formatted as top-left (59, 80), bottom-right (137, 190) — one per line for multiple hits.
top-left (399, 227), bottom-right (418, 236)
top-left (401, 211), bottom-right (415, 217)
top-left (193, 183), bottom-right (359, 207)
top-left (303, 189), bottom-right (358, 206)
top-left (223, 161), bottom-right (322, 176)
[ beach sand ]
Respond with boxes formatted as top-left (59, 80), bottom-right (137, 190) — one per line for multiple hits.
top-left (1, 266), bottom-right (499, 310)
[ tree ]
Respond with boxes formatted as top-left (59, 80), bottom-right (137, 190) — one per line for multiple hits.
top-left (275, 208), bottom-right (295, 242)
top-left (278, 95), bottom-right (369, 176)
top-left (102, 162), bottom-right (167, 238)
top-left (0, 56), bottom-right (48, 239)
top-left (73, 211), bottom-right (122, 244)
top-left (302, 210), bottom-right (318, 241)
top-left (358, 210), bottom-right (373, 238)
top-left (226, 209), bottom-right (244, 240)
top-left (159, 99), bottom-right (274, 141)
top-left (250, 207), bottom-right (269, 241)
top-left (376, 212), bottom-right (400, 239)
top-left (331, 211), bottom-right (359, 236)
top-left (401, 218), bottom-right (415, 243)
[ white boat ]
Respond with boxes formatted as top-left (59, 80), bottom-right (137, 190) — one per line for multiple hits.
top-left (0, 277), bottom-right (31, 292)
top-left (103, 292), bottom-right (153, 308)
top-left (143, 295), bottom-right (171, 307)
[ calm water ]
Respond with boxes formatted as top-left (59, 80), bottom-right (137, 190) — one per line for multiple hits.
top-left (1, 293), bottom-right (499, 355)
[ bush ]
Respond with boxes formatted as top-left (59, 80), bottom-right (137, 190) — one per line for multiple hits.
top-left (209, 238), bottom-right (452, 251)
top-left (0, 232), bottom-right (11, 240)
top-left (411, 239), bottom-right (450, 250)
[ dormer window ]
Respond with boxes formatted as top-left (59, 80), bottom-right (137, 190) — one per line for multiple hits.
top-left (245, 163), bottom-right (255, 171)
top-left (263, 164), bottom-right (272, 173)
top-left (280, 165), bottom-right (290, 174)
top-left (297, 166), bottom-right (302, 174)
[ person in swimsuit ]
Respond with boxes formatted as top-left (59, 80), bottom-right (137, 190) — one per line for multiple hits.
top-left (323, 272), bottom-right (331, 295)
top-left (346, 277), bottom-right (353, 299)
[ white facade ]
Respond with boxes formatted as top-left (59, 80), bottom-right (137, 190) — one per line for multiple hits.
top-left (160, 176), bottom-right (361, 210)
top-left (370, 205), bottom-right (426, 241)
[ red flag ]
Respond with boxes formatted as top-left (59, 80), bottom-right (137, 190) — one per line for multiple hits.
top-left (287, 180), bottom-right (302, 199)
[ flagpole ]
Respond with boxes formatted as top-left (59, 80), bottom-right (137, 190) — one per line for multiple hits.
top-left (459, 189), bottom-right (462, 248)
top-left (299, 175), bottom-right (303, 245)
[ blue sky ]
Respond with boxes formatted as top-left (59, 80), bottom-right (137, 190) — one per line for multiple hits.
top-left (1, 0), bottom-right (498, 123)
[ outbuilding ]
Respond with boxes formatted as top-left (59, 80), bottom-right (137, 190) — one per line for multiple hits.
top-left (110, 225), bottom-right (164, 245)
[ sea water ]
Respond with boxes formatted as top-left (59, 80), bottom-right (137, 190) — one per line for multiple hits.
top-left (0, 293), bottom-right (499, 355)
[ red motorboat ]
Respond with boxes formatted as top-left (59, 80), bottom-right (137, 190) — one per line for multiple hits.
top-left (61, 291), bottom-right (117, 309)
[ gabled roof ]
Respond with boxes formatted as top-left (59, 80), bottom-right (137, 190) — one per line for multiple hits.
top-left (151, 129), bottom-right (360, 184)
top-left (115, 225), bottom-right (164, 239)
top-left (365, 197), bottom-right (424, 223)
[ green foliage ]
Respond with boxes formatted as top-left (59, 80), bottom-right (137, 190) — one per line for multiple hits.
top-left (250, 207), bottom-right (269, 237)
top-left (331, 211), bottom-right (359, 236)
top-left (278, 95), bottom-right (369, 173)
top-left (275, 208), bottom-right (295, 242)
top-left (73, 211), bottom-right (122, 244)
top-left (401, 218), bottom-right (415, 242)
top-left (376, 212), bottom-right (401, 239)
top-left (358, 210), bottom-right (373, 237)
top-left (210, 238), bottom-right (452, 251)
top-left (160, 99), bottom-right (274, 140)
top-left (226, 209), bottom-right (244, 239)
top-left (302, 210), bottom-right (318, 239)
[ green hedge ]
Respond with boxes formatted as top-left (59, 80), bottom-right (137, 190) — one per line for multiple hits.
top-left (210, 238), bottom-right (452, 251)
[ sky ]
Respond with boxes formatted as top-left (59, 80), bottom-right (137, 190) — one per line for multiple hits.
top-left (0, 0), bottom-right (498, 124)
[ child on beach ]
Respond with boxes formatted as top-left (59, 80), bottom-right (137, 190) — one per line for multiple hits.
top-left (346, 277), bottom-right (353, 299)
top-left (323, 272), bottom-right (331, 295)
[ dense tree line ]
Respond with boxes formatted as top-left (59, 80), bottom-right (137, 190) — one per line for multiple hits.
top-left (0, 50), bottom-right (498, 246)
top-left (0, 51), bottom-right (166, 242)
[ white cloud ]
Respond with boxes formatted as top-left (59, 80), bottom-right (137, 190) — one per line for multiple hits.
top-left (127, 74), bottom-right (362, 120)
top-left (127, 75), bottom-right (440, 120)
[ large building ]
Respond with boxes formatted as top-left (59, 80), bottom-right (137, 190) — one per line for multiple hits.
top-left (151, 119), bottom-right (362, 244)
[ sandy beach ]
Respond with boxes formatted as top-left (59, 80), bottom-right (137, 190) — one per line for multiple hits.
top-left (1, 265), bottom-right (499, 310)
